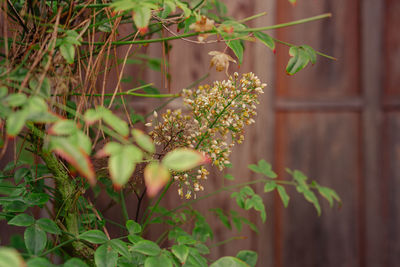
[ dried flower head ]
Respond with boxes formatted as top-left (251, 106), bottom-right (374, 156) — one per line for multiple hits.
top-left (189, 16), bottom-right (215, 42)
top-left (147, 72), bottom-right (266, 199)
top-left (208, 51), bottom-right (237, 75)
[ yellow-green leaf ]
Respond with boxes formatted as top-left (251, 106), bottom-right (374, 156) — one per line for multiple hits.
top-left (162, 148), bottom-right (209, 172)
top-left (144, 162), bottom-right (170, 197)
top-left (132, 129), bottom-right (155, 153)
top-left (109, 145), bottom-right (143, 188)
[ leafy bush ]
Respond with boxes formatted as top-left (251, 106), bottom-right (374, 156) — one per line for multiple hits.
top-left (0, 0), bottom-right (339, 266)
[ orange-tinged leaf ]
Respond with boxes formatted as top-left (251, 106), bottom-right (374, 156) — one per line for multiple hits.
top-left (162, 148), bottom-right (209, 172)
top-left (144, 162), bottom-right (170, 197)
top-left (50, 137), bottom-right (95, 185)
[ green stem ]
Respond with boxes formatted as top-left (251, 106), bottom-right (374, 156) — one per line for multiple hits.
top-left (83, 13), bottom-right (331, 46)
top-left (210, 236), bottom-right (246, 248)
top-left (65, 92), bottom-right (179, 98)
top-left (239, 13), bottom-right (331, 32)
top-left (120, 190), bottom-right (129, 222)
top-left (26, 123), bottom-right (93, 259)
top-left (151, 178), bottom-right (268, 222)
top-left (141, 179), bottom-right (174, 229)
top-left (238, 12), bottom-right (267, 23)
top-left (39, 238), bottom-right (77, 257)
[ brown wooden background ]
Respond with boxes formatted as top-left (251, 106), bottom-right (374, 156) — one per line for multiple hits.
top-left (145, 0), bottom-right (399, 266)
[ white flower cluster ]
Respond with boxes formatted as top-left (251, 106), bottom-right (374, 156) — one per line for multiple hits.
top-left (147, 72), bottom-right (266, 199)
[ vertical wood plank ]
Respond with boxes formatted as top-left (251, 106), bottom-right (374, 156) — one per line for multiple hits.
top-left (361, 0), bottom-right (384, 266)
top-left (275, 112), bottom-right (360, 267)
top-left (383, 113), bottom-right (400, 266)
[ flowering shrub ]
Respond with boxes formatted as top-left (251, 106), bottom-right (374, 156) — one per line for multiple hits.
top-left (149, 72), bottom-right (265, 198)
top-left (0, 0), bottom-right (340, 266)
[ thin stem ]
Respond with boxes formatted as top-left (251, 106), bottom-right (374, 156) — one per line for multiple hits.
top-left (238, 12), bottom-right (267, 23)
top-left (134, 188), bottom-right (146, 222)
top-left (39, 237), bottom-right (77, 257)
top-left (105, 218), bottom-right (126, 230)
top-left (65, 92), bottom-right (179, 98)
top-left (141, 179), bottom-right (174, 229)
top-left (120, 190), bottom-right (129, 222)
top-left (210, 236), bottom-right (246, 248)
top-left (239, 13), bottom-right (332, 33)
top-left (83, 13), bottom-right (331, 46)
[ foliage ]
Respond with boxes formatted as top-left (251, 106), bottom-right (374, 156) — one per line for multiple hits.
top-left (0, 0), bottom-right (339, 266)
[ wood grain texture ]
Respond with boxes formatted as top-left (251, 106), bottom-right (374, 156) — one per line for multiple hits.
top-left (384, 0), bottom-right (400, 96)
top-left (275, 112), bottom-right (360, 267)
top-left (383, 113), bottom-right (400, 266)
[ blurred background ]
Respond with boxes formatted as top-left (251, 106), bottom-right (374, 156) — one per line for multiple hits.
top-left (142, 0), bottom-right (399, 266)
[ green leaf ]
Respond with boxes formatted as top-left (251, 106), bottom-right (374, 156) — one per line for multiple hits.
top-left (109, 145), bottom-right (143, 188)
top-left (192, 243), bottom-right (210, 255)
top-left (36, 218), bottom-right (61, 235)
top-left (4, 93), bottom-right (27, 107)
top-left (236, 250), bottom-right (257, 267)
top-left (176, 2), bottom-right (191, 18)
top-left (110, 239), bottom-right (130, 259)
top-left (68, 131), bottom-right (92, 154)
top-left (83, 108), bottom-right (102, 124)
top-left (6, 109), bottom-right (28, 136)
top-left (132, 129), bottom-right (155, 153)
top-left (286, 46), bottom-right (310, 75)
top-left (0, 247), bottom-right (25, 267)
top-left (8, 214), bottom-right (34, 227)
top-left (29, 77), bottom-right (51, 98)
top-left (303, 190), bottom-right (321, 216)
top-left (64, 258), bottom-right (89, 267)
top-left (14, 167), bottom-right (30, 183)
top-left (277, 185), bottom-right (290, 208)
top-left (111, 0), bottom-right (136, 11)
top-left (60, 43), bottom-right (75, 64)
top-left (25, 193), bottom-right (49, 206)
top-left (145, 254), bottom-right (173, 267)
top-left (230, 211), bottom-right (242, 232)
top-left (161, 0), bottom-right (176, 18)
top-left (49, 136), bottom-right (95, 185)
top-left (162, 148), bottom-right (208, 172)
top-left (210, 256), bottom-right (250, 267)
top-left (102, 109), bottom-right (129, 137)
top-left (211, 208), bottom-right (231, 229)
top-left (249, 160), bottom-right (277, 178)
top-left (94, 244), bottom-right (118, 267)
top-left (226, 40), bottom-right (244, 65)
top-left (126, 220), bottom-right (142, 234)
top-left (301, 45), bottom-right (317, 64)
top-left (254, 32), bottom-right (275, 51)
top-left (132, 240), bottom-right (161, 256)
top-left (26, 257), bottom-right (53, 267)
top-left (133, 6), bottom-right (151, 32)
top-left (224, 174), bottom-right (234, 180)
top-left (0, 86), bottom-right (8, 98)
top-left (79, 230), bottom-right (108, 244)
top-left (314, 182), bottom-right (341, 207)
top-left (24, 225), bottom-right (47, 255)
top-left (172, 244), bottom-right (189, 263)
top-left (48, 120), bottom-right (78, 135)
top-left (289, 0), bottom-right (297, 5)
top-left (264, 181), bottom-right (277, 192)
